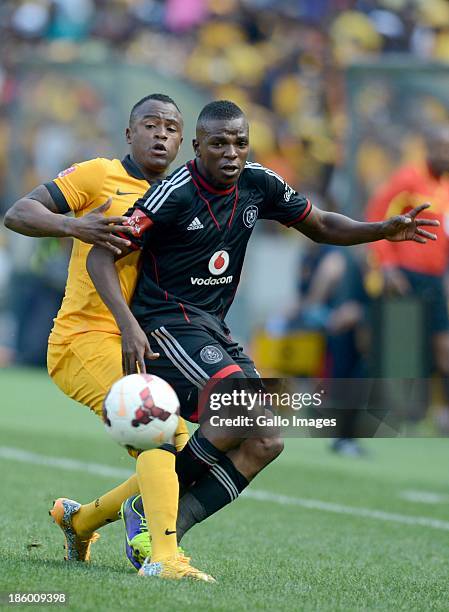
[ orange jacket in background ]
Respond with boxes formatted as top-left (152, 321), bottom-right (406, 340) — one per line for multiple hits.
top-left (366, 165), bottom-right (449, 276)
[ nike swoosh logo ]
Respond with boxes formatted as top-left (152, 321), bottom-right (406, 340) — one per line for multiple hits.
top-left (165, 529), bottom-right (176, 536)
top-left (116, 189), bottom-right (140, 196)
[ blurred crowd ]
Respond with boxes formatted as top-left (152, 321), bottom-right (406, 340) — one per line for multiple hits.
top-left (3, 0), bottom-right (449, 206)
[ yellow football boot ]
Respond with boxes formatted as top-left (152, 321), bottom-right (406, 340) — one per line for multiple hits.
top-left (138, 553), bottom-right (216, 582)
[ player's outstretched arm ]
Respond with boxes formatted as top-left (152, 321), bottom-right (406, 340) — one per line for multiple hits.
top-left (4, 186), bottom-right (133, 255)
top-left (86, 245), bottom-right (159, 374)
top-left (295, 203), bottom-right (439, 246)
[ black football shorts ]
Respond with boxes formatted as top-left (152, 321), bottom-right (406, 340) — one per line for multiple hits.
top-left (144, 320), bottom-right (261, 422)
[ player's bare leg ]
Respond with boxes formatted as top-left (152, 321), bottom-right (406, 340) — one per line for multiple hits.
top-left (226, 436), bottom-right (284, 480)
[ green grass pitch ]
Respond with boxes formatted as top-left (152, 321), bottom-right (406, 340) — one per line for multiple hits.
top-left (0, 367), bottom-right (448, 611)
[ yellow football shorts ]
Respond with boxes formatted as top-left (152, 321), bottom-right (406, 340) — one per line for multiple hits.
top-left (47, 332), bottom-right (189, 451)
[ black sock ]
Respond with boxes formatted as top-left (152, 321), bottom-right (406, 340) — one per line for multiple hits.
top-left (176, 455), bottom-right (249, 541)
top-left (175, 429), bottom-right (225, 493)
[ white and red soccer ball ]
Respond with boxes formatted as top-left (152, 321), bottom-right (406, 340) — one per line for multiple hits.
top-left (103, 374), bottom-right (180, 451)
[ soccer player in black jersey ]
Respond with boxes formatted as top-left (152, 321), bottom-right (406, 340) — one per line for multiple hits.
top-left (87, 100), bottom-right (438, 581)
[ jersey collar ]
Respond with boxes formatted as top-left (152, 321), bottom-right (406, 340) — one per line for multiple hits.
top-left (121, 155), bottom-right (147, 181)
top-left (188, 159), bottom-right (236, 195)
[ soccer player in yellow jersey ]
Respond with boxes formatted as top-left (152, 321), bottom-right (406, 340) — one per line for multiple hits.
top-left (5, 94), bottom-right (213, 581)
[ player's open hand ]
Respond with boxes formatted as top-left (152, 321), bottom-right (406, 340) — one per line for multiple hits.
top-left (121, 320), bottom-right (159, 375)
top-left (72, 198), bottom-right (135, 255)
top-left (384, 203), bottom-right (440, 243)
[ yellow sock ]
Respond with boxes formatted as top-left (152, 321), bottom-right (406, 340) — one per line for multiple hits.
top-left (136, 448), bottom-right (179, 562)
top-left (71, 474), bottom-right (139, 537)
top-left (174, 417), bottom-right (190, 452)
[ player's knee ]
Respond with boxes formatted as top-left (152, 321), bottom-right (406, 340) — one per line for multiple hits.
top-left (259, 436), bottom-right (284, 461)
top-left (241, 436), bottom-right (284, 465)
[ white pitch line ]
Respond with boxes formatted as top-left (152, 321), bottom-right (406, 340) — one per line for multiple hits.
top-left (1, 445), bottom-right (449, 532)
top-left (0, 446), bottom-right (132, 479)
top-left (243, 490), bottom-right (449, 531)
top-left (399, 490), bottom-right (449, 504)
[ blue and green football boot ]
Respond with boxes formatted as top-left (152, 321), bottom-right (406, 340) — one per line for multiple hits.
top-left (120, 495), bottom-right (151, 570)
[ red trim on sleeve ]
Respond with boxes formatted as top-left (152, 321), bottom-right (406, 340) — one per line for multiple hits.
top-left (123, 208), bottom-right (154, 236)
top-left (285, 199), bottom-right (312, 226)
top-left (116, 231), bottom-right (140, 250)
top-left (118, 209), bottom-right (153, 250)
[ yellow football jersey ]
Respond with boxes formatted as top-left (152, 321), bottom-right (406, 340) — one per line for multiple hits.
top-left (47, 156), bottom-right (149, 344)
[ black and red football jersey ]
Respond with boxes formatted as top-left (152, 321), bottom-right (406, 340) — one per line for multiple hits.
top-left (123, 159), bottom-right (312, 332)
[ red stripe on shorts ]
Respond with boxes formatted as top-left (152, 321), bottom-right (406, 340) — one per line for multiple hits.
top-left (212, 364), bottom-right (242, 378)
top-left (192, 365), bottom-right (242, 422)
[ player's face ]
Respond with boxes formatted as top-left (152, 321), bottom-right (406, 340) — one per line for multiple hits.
top-left (126, 100), bottom-right (183, 175)
top-left (194, 117), bottom-right (249, 187)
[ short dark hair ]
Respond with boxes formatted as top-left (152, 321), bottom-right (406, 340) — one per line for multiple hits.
top-left (129, 93), bottom-right (180, 125)
top-left (197, 100), bottom-right (245, 129)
